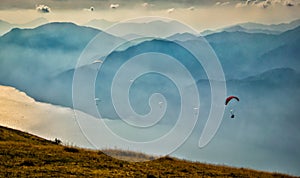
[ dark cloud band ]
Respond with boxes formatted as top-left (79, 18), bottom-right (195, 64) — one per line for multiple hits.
top-left (0, 0), bottom-right (218, 10)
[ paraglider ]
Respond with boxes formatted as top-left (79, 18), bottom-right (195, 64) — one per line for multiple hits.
top-left (225, 96), bottom-right (239, 118)
top-left (95, 98), bottom-right (101, 105)
top-left (92, 59), bottom-right (103, 64)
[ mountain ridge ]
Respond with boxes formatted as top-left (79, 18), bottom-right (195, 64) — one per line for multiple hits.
top-left (201, 18), bottom-right (300, 36)
top-left (0, 18), bottom-right (49, 36)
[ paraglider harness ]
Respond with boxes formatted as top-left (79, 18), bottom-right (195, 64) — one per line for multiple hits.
top-left (230, 109), bottom-right (235, 118)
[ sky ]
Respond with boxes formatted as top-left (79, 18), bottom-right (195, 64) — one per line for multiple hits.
top-left (1, 0), bottom-right (300, 31)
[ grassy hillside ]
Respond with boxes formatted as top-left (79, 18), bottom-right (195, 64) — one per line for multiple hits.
top-left (0, 125), bottom-right (295, 177)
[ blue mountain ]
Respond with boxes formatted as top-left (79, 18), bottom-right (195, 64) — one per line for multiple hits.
top-left (0, 20), bottom-right (13, 36)
top-left (0, 22), bottom-right (122, 107)
top-left (201, 25), bottom-right (281, 36)
top-left (200, 18), bottom-right (300, 35)
top-left (0, 18), bottom-right (49, 36)
top-left (84, 19), bottom-right (117, 30)
top-left (166, 32), bottom-right (199, 41)
top-left (0, 22), bottom-right (299, 119)
top-left (204, 26), bottom-right (300, 78)
top-left (239, 19), bottom-right (300, 32)
top-left (1, 22), bottom-right (100, 50)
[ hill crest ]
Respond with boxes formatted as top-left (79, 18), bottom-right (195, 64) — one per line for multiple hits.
top-left (0, 125), bottom-right (295, 177)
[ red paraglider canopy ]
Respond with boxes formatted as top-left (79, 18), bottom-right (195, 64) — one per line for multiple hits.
top-left (225, 96), bottom-right (239, 105)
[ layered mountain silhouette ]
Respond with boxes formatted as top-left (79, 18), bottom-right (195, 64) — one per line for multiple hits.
top-left (201, 18), bottom-right (300, 35)
top-left (0, 21), bottom-right (300, 109)
top-left (0, 22), bottom-right (124, 107)
top-left (0, 17), bottom-right (49, 36)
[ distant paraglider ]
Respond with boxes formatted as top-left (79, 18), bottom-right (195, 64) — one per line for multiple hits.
top-left (92, 59), bottom-right (103, 64)
top-left (95, 98), bottom-right (101, 105)
top-left (225, 96), bottom-right (239, 118)
top-left (225, 96), bottom-right (239, 105)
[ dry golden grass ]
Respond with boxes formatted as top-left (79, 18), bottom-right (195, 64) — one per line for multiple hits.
top-left (0, 125), bottom-right (296, 177)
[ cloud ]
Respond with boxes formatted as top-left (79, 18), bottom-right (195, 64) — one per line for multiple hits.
top-left (188, 6), bottom-right (195, 10)
top-left (36, 4), bottom-right (51, 13)
top-left (235, 0), bottom-right (270, 8)
top-left (110, 4), bottom-right (119, 9)
top-left (142, 2), bottom-right (149, 7)
top-left (215, 1), bottom-right (231, 6)
top-left (235, 0), bottom-right (298, 8)
top-left (283, 0), bottom-right (295, 6)
top-left (221, 2), bottom-right (231, 5)
top-left (235, 2), bottom-right (247, 7)
top-left (83, 6), bottom-right (94, 12)
top-left (255, 0), bottom-right (272, 8)
top-left (254, 0), bottom-right (296, 8)
top-left (235, 0), bottom-right (252, 8)
top-left (281, 0), bottom-right (299, 7)
top-left (167, 8), bottom-right (175, 13)
top-left (142, 2), bottom-right (154, 8)
top-left (251, 0), bottom-right (260, 5)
